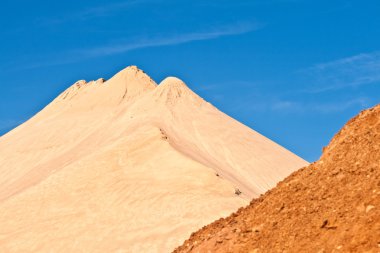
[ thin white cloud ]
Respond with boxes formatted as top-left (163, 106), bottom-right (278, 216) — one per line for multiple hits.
top-left (302, 51), bottom-right (380, 93)
top-left (272, 100), bottom-right (299, 111)
top-left (77, 22), bottom-right (261, 58)
top-left (231, 96), bottom-right (372, 114)
top-left (21, 22), bottom-right (262, 69)
top-left (309, 97), bottom-right (371, 113)
top-left (274, 97), bottom-right (371, 113)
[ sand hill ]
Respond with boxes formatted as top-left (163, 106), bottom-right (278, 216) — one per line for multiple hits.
top-left (174, 104), bottom-right (380, 253)
top-left (0, 66), bottom-right (307, 253)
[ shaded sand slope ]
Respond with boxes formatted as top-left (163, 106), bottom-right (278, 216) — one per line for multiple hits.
top-left (0, 66), bottom-right (307, 252)
top-left (175, 104), bottom-right (380, 253)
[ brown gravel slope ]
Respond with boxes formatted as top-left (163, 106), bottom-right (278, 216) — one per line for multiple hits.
top-left (174, 104), bottom-right (380, 253)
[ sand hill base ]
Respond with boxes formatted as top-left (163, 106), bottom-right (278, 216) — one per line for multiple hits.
top-left (174, 104), bottom-right (380, 253)
top-left (0, 66), bottom-right (307, 253)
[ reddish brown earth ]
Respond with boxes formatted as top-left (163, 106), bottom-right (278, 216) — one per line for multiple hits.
top-left (174, 104), bottom-right (380, 253)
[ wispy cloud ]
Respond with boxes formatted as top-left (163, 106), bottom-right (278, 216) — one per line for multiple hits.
top-left (22, 22), bottom-right (262, 69)
top-left (310, 97), bottom-right (371, 113)
top-left (302, 51), bottom-right (380, 93)
top-left (269, 97), bottom-right (371, 113)
top-left (223, 89), bottom-right (372, 114)
top-left (77, 22), bottom-right (261, 57)
top-left (271, 100), bottom-right (299, 111)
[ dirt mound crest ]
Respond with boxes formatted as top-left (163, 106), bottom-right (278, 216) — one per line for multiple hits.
top-left (174, 104), bottom-right (380, 253)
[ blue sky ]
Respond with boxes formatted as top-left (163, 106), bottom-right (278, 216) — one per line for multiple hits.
top-left (1, 0), bottom-right (379, 161)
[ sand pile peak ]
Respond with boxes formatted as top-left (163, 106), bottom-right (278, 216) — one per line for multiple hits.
top-left (112, 65), bottom-right (156, 85)
top-left (52, 65), bottom-right (156, 109)
top-left (154, 76), bottom-right (204, 106)
top-left (104, 65), bottom-right (157, 99)
top-left (0, 66), bottom-right (308, 252)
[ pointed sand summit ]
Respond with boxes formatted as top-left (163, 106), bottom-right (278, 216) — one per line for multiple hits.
top-left (0, 66), bottom-right (308, 253)
top-left (154, 76), bottom-right (203, 105)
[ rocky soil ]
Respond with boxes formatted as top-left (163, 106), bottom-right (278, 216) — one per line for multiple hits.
top-left (174, 104), bottom-right (380, 253)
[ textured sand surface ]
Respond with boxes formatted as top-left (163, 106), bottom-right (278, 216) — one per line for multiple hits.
top-left (0, 66), bottom-right (307, 253)
top-left (175, 104), bottom-right (380, 253)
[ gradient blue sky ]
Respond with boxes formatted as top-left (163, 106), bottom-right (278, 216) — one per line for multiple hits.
top-left (1, 0), bottom-right (379, 161)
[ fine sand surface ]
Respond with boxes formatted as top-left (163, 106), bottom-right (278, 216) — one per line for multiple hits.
top-left (175, 104), bottom-right (380, 253)
top-left (0, 66), bottom-right (308, 252)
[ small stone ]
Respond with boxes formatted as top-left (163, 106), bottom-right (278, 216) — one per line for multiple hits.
top-left (320, 220), bottom-right (328, 228)
top-left (252, 226), bottom-right (261, 232)
top-left (366, 205), bottom-right (375, 213)
top-left (243, 228), bottom-right (252, 233)
top-left (234, 188), bottom-right (242, 195)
